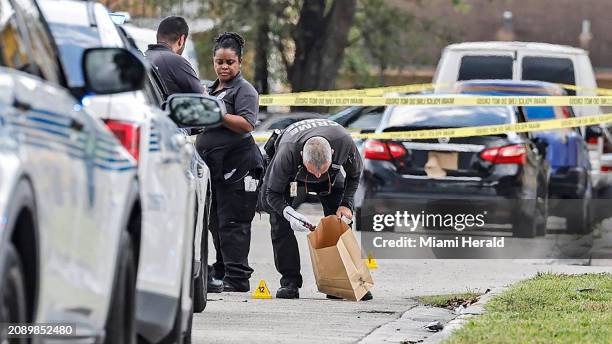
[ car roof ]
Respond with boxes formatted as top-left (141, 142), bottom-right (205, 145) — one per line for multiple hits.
top-left (444, 41), bottom-right (587, 56)
top-left (455, 80), bottom-right (566, 96)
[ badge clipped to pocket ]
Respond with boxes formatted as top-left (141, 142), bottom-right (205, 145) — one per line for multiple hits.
top-left (244, 176), bottom-right (259, 192)
top-left (290, 181), bottom-right (298, 197)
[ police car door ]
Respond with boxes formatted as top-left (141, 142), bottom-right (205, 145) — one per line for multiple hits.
top-left (5, 0), bottom-right (93, 326)
top-left (139, 71), bottom-right (193, 298)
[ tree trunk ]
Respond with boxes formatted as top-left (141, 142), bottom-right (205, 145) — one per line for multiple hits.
top-left (289, 0), bottom-right (357, 93)
top-left (254, 0), bottom-right (271, 110)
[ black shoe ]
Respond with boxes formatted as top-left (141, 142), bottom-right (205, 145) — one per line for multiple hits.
top-left (223, 281), bottom-right (249, 293)
top-left (326, 291), bottom-right (373, 301)
top-left (207, 277), bottom-right (224, 293)
top-left (276, 286), bottom-right (299, 299)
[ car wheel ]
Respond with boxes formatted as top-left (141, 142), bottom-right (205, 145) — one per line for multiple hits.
top-left (193, 200), bottom-right (209, 313)
top-left (512, 208), bottom-right (537, 238)
top-left (535, 191), bottom-right (549, 237)
top-left (566, 198), bottom-right (592, 235)
top-left (105, 231), bottom-right (137, 344)
top-left (0, 243), bottom-right (28, 344)
top-left (566, 179), bottom-right (593, 235)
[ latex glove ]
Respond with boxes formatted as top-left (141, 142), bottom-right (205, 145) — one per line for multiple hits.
top-left (336, 206), bottom-right (353, 220)
top-left (283, 206), bottom-right (313, 232)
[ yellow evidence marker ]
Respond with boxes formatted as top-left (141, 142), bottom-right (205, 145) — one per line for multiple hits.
top-left (252, 279), bottom-right (272, 299)
top-left (366, 252), bottom-right (378, 270)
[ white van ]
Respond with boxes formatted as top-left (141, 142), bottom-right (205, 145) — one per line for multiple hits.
top-left (433, 41), bottom-right (609, 176)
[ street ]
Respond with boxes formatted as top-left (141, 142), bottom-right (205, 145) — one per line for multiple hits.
top-left (193, 204), bottom-right (612, 343)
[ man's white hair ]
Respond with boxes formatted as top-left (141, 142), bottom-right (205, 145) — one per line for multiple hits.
top-left (302, 136), bottom-right (332, 170)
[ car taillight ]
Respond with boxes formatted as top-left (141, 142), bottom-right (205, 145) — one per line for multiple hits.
top-left (104, 119), bottom-right (140, 161)
top-left (480, 144), bottom-right (526, 164)
top-left (364, 140), bottom-right (406, 160)
top-left (587, 137), bottom-right (598, 145)
top-left (364, 140), bottom-right (390, 160)
top-left (601, 166), bottom-right (612, 173)
top-left (388, 142), bottom-right (407, 158)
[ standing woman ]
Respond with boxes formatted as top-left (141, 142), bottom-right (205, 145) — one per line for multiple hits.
top-left (196, 32), bottom-right (263, 292)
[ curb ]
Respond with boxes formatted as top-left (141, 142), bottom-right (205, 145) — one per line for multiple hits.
top-left (422, 288), bottom-right (504, 344)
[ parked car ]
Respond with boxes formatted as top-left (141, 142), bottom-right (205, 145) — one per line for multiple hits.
top-left (432, 41), bottom-right (610, 179)
top-left (328, 106), bottom-right (385, 133)
top-left (455, 80), bottom-right (594, 233)
top-left (0, 0), bottom-right (145, 341)
top-left (356, 96), bottom-right (550, 238)
top-left (116, 23), bottom-right (214, 320)
top-left (39, 0), bottom-right (211, 342)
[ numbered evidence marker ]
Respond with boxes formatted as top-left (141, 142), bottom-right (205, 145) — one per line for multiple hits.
top-left (365, 251), bottom-right (378, 270)
top-left (252, 279), bottom-right (272, 299)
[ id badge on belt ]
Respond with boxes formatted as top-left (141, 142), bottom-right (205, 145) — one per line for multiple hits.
top-left (290, 181), bottom-right (298, 197)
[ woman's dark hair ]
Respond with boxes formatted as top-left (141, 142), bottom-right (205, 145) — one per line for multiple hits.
top-left (213, 32), bottom-right (245, 62)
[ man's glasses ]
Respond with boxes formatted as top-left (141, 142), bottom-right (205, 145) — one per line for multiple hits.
top-left (305, 172), bottom-right (332, 196)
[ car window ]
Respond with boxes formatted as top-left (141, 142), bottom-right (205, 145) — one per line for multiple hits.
top-left (0, 0), bottom-right (31, 70)
top-left (268, 118), bottom-right (299, 130)
top-left (144, 71), bottom-right (164, 107)
top-left (458, 55), bottom-right (513, 81)
top-left (523, 107), bottom-right (556, 121)
top-left (387, 105), bottom-right (512, 129)
top-left (12, 0), bottom-right (61, 84)
top-left (45, 21), bottom-right (99, 87)
top-left (346, 109), bottom-right (384, 130)
top-left (522, 57), bottom-right (576, 95)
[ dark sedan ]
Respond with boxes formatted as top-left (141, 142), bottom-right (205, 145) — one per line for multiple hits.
top-left (356, 101), bottom-right (550, 238)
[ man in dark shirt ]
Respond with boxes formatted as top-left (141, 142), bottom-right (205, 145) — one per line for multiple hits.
top-left (145, 16), bottom-right (203, 95)
top-left (261, 118), bottom-right (371, 300)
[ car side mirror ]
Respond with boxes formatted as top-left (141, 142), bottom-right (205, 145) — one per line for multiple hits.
top-left (82, 47), bottom-right (145, 95)
top-left (167, 94), bottom-right (225, 129)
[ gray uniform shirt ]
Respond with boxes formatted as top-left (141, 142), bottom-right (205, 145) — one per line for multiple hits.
top-left (264, 119), bottom-right (363, 215)
top-left (145, 43), bottom-right (203, 95)
top-left (196, 73), bottom-right (259, 150)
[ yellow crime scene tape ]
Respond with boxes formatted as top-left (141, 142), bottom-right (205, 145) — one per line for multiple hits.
top-left (263, 82), bottom-right (612, 99)
top-left (252, 113), bottom-right (612, 143)
top-left (270, 83), bottom-right (440, 97)
top-left (259, 95), bottom-right (612, 107)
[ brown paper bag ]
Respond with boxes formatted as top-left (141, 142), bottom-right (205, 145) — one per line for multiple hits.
top-left (307, 215), bottom-right (374, 301)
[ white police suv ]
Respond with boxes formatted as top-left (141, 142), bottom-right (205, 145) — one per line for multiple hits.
top-left (0, 0), bottom-right (145, 342)
top-left (38, 1), bottom-right (213, 342)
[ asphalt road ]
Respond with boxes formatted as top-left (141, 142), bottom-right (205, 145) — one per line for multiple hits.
top-left (192, 204), bottom-right (612, 343)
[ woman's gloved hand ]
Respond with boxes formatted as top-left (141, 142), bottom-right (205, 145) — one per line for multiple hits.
top-left (283, 206), bottom-right (313, 232)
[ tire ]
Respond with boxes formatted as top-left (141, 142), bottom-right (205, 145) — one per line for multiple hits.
top-left (535, 191), bottom-right (549, 237)
top-left (0, 243), bottom-right (28, 344)
top-left (566, 198), bottom-right (592, 234)
top-left (512, 208), bottom-right (537, 238)
top-left (193, 199), bottom-right (209, 313)
top-left (566, 180), bottom-right (593, 235)
top-left (105, 231), bottom-right (137, 344)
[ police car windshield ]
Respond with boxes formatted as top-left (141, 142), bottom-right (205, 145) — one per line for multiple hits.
top-left (47, 22), bottom-right (101, 88)
top-left (386, 105), bottom-right (512, 129)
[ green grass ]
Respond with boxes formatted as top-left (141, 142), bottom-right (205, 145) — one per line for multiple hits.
top-left (418, 291), bottom-right (481, 308)
top-left (444, 272), bottom-right (612, 344)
